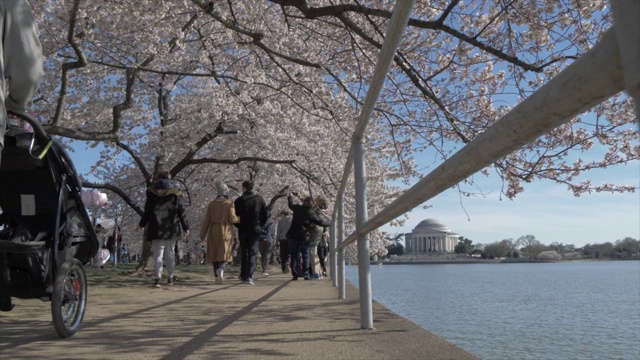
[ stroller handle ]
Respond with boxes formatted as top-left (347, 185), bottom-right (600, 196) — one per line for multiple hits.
top-left (6, 110), bottom-right (50, 145)
top-left (6, 110), bottom-right (83, 192)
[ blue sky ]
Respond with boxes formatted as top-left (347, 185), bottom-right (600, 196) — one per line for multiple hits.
top-left (382, 162), bottom-right (639, 248)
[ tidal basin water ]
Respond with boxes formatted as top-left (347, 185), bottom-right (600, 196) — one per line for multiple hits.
top-left (345, 260), bottom-right (640, 360)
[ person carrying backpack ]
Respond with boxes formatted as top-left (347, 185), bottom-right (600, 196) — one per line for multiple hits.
top-left (139, 170), bottom-right (189, 288)
top-left (286, 193), bottom-right (330, 281)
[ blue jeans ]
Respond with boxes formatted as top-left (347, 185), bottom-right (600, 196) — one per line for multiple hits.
top-left (289, 241), bottom-right (310, 278)
top-left (317, 245), bottom-right (328, 274)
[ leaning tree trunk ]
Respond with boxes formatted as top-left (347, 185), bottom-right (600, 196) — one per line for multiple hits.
top-left (134, 157), bottom-right (163, 274)
top-left (134, 228), bottom-right (152, 274)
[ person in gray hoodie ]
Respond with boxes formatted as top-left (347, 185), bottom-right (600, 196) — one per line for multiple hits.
top-left (0, 0), bottom-right (43, 166)
top-left (258, 216), bottom-right (275, 275)
top-left (276, 210), bottom-right (292, 273)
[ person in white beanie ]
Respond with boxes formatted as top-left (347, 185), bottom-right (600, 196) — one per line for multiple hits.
top-left (199, 180), bottom-right (239, 284)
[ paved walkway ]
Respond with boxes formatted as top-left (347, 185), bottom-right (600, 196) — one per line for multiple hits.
top-left (0, 270), bottom-right (478, 360)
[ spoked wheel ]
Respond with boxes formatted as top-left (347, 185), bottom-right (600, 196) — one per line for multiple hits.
top-left (51, 258), bottom-right (87, 338)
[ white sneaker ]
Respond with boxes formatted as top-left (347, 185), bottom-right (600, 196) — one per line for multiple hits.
top-left (216, 268), bottom-right (224, 283)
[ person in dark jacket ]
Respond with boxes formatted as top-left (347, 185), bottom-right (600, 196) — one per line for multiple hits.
top-left (287, 193), bottom-right (330, 281)
top-left (139, 170), bottom-right (189, 288)
top-left (234, 180), bottom-right (268, 285)
top-left (106, 227), bottom-right (122, 263)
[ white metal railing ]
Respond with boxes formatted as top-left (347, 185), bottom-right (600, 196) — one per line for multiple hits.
top-left (330, 0), bottom-right (417, 330)
top-left (329, 0), bottom-right (639, 330)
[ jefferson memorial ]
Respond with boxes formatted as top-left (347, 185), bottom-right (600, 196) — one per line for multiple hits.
top-left (405, 218), bottom-right (459, 253)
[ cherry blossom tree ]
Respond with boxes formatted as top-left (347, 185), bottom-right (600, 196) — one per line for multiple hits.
top-left (27, 1), bottom-right (637, 259)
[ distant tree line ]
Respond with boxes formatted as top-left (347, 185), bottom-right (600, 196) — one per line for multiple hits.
top-left (386, 236), bottom-right (405, 256)
top-left (454, 235), bottom-right (640, 260)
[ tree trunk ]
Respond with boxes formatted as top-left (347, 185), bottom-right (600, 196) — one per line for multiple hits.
top-left (134, 228), bottom-right (152, 273)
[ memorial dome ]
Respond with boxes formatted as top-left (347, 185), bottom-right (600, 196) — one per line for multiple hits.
top-left (413, 218), bottom-right (451, 233)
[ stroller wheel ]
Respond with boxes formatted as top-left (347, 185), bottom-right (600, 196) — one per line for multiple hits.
top-left (51, 258), bottom-right (87, 338)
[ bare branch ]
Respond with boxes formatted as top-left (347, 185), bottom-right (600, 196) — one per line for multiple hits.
top-left (266, 185), bottom-right (290, 211)
top-left (52, 0), bottom-right (88, 126)
top-left (82, 181), bottom-right (144, 216)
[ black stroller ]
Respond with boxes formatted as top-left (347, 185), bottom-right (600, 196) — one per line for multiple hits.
top-left (0, 112), bottom-right (99, 338)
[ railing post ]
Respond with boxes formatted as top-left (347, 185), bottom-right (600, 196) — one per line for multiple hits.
top-left (330, 0), bottom-right (416, 328)
top-left (330, 194), bottom-right (339, 287)
top-left (354, 139), bottom-right (373, 329)
top-left (337, 195), bottom-right (345, 299)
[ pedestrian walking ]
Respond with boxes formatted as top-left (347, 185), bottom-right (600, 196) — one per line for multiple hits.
top-left (259, 216), bottom-right (275, 275)
top-left (234, 180), bottom-right (268, 285)
top-left (139, 170), bottom-right (189, 288)
top-left (308, 195), bottom-right (329, 279)
top-left (199, 180), bottom-right (239, 284)
top-left (286, 192), bottom-right (330, 281)
top-left (317, 227), bottom-right (329, 278)
top-left (276, 210), bottom-right (292, 273)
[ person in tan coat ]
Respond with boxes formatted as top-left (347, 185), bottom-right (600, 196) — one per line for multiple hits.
top-left (199, 180), bottom-right (240, 284)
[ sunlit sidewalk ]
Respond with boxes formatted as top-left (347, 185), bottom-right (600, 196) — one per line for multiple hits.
top-left (0, 270), bottom-right (478, 360)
